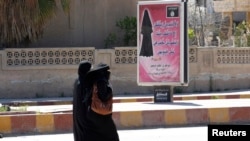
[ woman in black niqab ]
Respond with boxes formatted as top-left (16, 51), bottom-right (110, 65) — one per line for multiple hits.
top-left (73, 61), bottom-right (119, 141)
top-left (73, 61), bottom-right (91, 141)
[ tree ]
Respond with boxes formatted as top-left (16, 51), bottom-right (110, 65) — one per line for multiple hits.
top-left (0, 0), bottom-right (70, 48)
top-left (188, 0), bottom-right (223, 46)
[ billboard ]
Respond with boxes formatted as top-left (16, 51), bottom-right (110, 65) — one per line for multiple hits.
top-left (137, 0), bottom-right (188, 86)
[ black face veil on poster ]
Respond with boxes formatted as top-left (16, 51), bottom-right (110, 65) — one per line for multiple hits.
top-left (137, 0), bottom-right (189, 86)
top-left (139, 9), bottom-right (153, 57)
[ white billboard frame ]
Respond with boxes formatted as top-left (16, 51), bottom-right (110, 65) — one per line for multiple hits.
top-left (137, 0), bottom-right (189, 86)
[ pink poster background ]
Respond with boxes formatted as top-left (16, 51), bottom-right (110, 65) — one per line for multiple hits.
top-left (138, 3), bottom-right (181, 84)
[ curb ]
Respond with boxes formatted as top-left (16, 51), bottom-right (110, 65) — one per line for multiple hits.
top-left (0, 106), bottom-right (250, 135)
top-left (113, 106), bottom-right (250, 129)
top-left (0, 93), bottom-right (250, 135)
top-left (2, 93), bottom-right (250, 106)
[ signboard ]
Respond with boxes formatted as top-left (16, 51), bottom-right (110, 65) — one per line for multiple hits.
top-left (154, 86), bottom-right (172, 102)
top-left (137, 0), bottom-right (188, 86)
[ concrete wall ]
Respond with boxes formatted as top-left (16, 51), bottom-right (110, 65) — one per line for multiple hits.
top-left (182, 47), bottom-right (250, 93)
top-left (30, 0), bottom-right (148, 49)
top-left (0, 47), bottom-right (250, 99)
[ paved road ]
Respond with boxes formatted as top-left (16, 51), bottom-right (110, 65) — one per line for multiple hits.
top-left (1, 126), bottom-right (207, 141)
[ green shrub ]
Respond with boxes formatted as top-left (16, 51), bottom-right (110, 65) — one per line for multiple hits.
top-left (116, 16), bottom-right (137, 46)
top-left (234, 21), bottom-right (250, 47)
top-left (104, 16), bottom-right (137, 48)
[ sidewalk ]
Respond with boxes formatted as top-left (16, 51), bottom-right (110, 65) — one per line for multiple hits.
top-left (0, 90), bottom-right (250, 135)
top-left (1, 89), bottom-right (250, 106)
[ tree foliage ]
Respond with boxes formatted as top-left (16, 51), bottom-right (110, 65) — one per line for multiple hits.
top-left (0, 0), bottom-right (70, 48)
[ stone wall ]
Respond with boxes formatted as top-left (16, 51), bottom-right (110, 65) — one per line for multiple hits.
top-left (0, 47), bottom-right (250, 99)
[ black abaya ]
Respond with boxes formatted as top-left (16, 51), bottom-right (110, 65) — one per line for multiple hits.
top-left (73, 62), bottom-right (120, 141)
top-left (139, 9), bottom-right (154, 57)
top-left (73, 61), bottom-right (91, 141)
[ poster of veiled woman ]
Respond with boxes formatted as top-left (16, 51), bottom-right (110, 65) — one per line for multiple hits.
top-left (137, 0), bottom-right (189, 86)
top-left (139, 9), bottom-right (154, 57)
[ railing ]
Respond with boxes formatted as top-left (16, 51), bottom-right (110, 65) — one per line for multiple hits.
top-left (1, 47), bottom-right (95, 70)
top-left (216, 48), bottom-right (250, 64)
top-left (114, 47), bottom-right (137, 64)
top-left (1, 47), bottom-right (250, 70)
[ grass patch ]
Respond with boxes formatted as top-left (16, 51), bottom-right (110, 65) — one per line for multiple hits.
top-left (0, 105), bottom-right (27, 112)
top-left (0, 105), bottom-right (10, 112)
